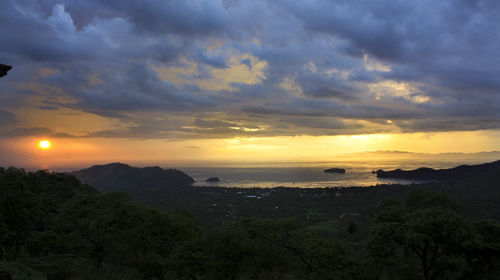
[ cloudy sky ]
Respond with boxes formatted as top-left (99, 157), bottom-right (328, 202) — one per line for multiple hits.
top-left (1, 0), bottom-right (500, 168)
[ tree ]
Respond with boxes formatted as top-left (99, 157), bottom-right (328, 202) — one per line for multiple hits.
top-left (59, 192), bottom-right (130, 269)
top-left (0, 168), bottom-right (45, 260)
top-left (287, 229), bottom-right (358, 280)
top-left (368, 189), bottom-right (474, 280)
top-left (404, 207), bottom-right (471, 280)
top-left (465, 219), bottom-right (500, 279)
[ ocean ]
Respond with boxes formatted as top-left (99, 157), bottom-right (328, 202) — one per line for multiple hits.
top-left (174, 157), bottom-right (495, 188)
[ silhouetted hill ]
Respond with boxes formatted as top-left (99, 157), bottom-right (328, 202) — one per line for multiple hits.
top-left (376, 160), bottom-right (500, 182)
top-left (72, 162), bottom-right (194, 192)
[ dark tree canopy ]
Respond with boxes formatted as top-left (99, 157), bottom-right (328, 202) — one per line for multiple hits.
top-left (1, 167), bottom-right (500, 279)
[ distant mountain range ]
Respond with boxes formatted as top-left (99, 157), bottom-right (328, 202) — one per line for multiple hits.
top-left (340, 150), bottom-right (500, 159)
top-left (72, 162), bottom-right (194, 192)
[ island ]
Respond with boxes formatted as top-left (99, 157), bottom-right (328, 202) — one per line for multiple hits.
top-left (206, 177), bottom-right (221, 182)
top-left (324, 168), bottom-right (346, 173)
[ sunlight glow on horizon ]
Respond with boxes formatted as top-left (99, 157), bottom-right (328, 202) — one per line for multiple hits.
top-left (39, 140), bottom-right (51, 149)
top-left (0, 130), bottom-right (498, 170)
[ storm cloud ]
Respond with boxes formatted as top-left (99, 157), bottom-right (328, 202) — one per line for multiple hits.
top-left (1, 0), bottom-right (499, 139)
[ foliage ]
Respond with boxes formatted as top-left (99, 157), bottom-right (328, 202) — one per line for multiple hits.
top-left (1, 167), bottom-right (500, 279)
top-left (367, 189), bottom-right (500, 280)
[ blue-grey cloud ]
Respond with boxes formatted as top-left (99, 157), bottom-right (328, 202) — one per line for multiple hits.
top-left (2, 127), bottom-right (78, 138)
top-left (0, 110), bottom-right (18, 126)
top-left (1, 0), bottom-right (499, 139)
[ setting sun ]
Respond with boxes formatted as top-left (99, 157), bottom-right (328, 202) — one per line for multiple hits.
top-left (39, 140), bottom-right (51, 149)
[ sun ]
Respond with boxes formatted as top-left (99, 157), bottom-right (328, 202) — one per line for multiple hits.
top-left (39, 140), bottom-right (51, 149)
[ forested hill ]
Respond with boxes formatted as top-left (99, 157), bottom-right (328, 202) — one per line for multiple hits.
top-left (0, 167), bottom-right (199, 279)
top-left (376, 159), bottom-right (500, 182)
top-left (72, 162), bottom-right (194, 192)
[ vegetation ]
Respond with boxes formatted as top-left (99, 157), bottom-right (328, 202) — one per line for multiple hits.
top-left (1, 166), bottom-right (500, 279)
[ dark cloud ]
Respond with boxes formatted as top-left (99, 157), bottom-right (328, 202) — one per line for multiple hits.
top-left (1, 0), bottom-right (499, 139)
top-left (37, 105), bottom-right (59, 111)
top-left (281, 0), bottom-right (500, 91)
top-left (2, 127), bottom-right (78, 138)
top-left (240, 58), bottom-right (252, 70)
top-left (396, 118), bottom-right (500, 133)
top-left (295, 74), bottom-right (359, 100)
top-left (65, 64), bottom-right (215, 112)
top-left (0, 110), bottom-right (18, 126)
top-left (196, 50), bottom-right (228, 69)
top-left (101, 0), bottom-right (227, 36)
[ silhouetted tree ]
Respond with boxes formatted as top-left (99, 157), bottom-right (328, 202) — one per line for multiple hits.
top-left (0, 64), bottom-right (12, 77)
top-left (368, 189), bottom-right (475, 280)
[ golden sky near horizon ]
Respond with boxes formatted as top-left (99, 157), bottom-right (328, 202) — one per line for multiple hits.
top-left (1, 2), bottom-right (500, 170)
top-left (1, 130), bottom-right (499, 170)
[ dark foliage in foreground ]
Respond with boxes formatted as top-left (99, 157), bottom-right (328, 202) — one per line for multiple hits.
top-left (1, 166), bottom-right (500, 279)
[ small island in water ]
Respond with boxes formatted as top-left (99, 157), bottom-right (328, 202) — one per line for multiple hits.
top-left (324, 168), bottom-right (346, 173)
top-left (206, 177), bottom-right (220, 182)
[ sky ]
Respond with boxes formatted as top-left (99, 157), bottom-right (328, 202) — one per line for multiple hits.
top-left (1, 0), bottom-right (500, 168)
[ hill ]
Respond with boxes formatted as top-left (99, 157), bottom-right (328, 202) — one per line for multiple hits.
top-left (376, 160), bottom-right (500, 182)
top-left (72, 162), bottom-right (194, 192)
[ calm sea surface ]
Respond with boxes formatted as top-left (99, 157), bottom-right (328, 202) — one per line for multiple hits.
top-left (172, 158), bottom-right (493, 188)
